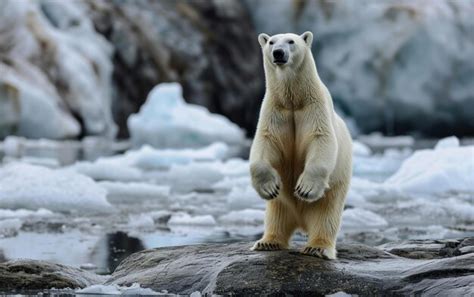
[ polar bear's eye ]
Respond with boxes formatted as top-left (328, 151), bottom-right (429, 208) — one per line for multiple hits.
top-left (288, 40), bottom-right (294, 44)
top-left (269, 41), bottom-right (274, 45)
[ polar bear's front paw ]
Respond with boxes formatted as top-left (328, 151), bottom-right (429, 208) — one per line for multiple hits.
top-left (300, 246), bottom-right (336, 260)
top-left (251, 162), bottom-right (281, 200)
top-left (252, 240), bottom-right (283, 251)
top-left (294, 173), bottom-right (329, 202)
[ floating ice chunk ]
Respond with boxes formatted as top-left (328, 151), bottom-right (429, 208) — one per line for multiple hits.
top-left (76, 283), bottom-right (161, 295)
top-left (219, 209), bottom-right (265, 225)
top-left (209, 158), bottom-right (250, 177)
top-left (0, 218), bottom-right (22, 237)
top-left (434, 136), bottom-right (460, 150)
top-left (100, 142), bottom-right (230, 170)
top-left (0, 163), bottom-right (113, 213)
top-left (168, 213), bottom-right (216, 226)
top-left (342, 208), bottom-right (388, 229)
top-left (358, 133), bottom-right (415, 150)
top-left (0, 208), bottom-right (54, 219)
top-left (353, 148), bottom-right (411, 182)
top-left (68, 161), bottom-right (142, 182)
top-left (385, 144), bottom-right (474, 194)
top-left (352, 140), bottom-right (372, 156)
top-left (128, 214), bottom-right (155, 229)
top-left (128, 83), bottom-right (245, 148)
top-left (163, 162), bottom-right (224, 193)
top-left (226, 185), bottom-right (264, 211)
top-left (99, 182), bottom-right (170, 203)
top-left (213, 176), bottom-right (251, 192)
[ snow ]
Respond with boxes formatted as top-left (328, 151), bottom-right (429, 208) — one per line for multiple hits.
top-left (168, 213), bottom-right (216, 226)
top-left (342, 208), bottom-right (388, 229)
top-left (219, 209), bottom-right (265, 225)
top-left (99, 182), bottom-right (170, 203)
top-left (128, 83), bottom-right (245, 148)
top-left (385, 138), bottom-right (474, 194)
top-left (0, 163), bottom-right (113, 213)
top-left (76, 283), bottom-right (161, 295)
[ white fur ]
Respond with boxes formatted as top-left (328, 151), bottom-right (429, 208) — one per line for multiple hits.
top-left (250, 32), bottom-right (353, 259)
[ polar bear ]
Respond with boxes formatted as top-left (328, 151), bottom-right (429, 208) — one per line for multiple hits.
top-left (250, 32), bottom-right (352, 259)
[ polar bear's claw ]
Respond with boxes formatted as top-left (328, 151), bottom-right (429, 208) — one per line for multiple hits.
top-left (301, 246), bottom-right (336, 260)
top-left (294, 174), bottom-right (328, 202)
top-left (252, 240), bottom-right (283, 251)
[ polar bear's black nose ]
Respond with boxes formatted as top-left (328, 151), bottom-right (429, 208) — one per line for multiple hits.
top-left (273, 49), bottom-right (285, 60)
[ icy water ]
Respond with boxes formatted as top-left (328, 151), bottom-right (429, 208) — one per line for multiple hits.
top-left (0, 137), bottom-right (473, 276)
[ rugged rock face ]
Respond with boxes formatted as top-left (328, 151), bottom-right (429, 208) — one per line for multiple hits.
top-left (244, 0), bottom-right (474, 137)
top-left (86, 0), bottom-right (264, 137)
top-left (106, 238), bottom-right (474, 296)
top-left (0, 259), bottom-right (106, 292)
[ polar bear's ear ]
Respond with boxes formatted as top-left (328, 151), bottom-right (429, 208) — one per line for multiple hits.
top-left (301, 31), bottom-right (313, 47)
top-left (258, 33), bottom-right (270, 47)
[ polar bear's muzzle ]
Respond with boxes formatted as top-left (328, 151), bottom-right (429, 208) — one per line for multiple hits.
top-left (272, 49), bottom-right (288, 65)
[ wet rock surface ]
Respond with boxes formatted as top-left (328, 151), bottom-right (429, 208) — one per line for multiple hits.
top-left (0, 259), bottom-right (107, 293)
top-left (1, 239), bottom-right (472, 295)
top-left (106, 238), bottom-right (474, 296)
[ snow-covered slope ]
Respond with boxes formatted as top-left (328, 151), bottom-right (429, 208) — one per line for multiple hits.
top-left (0, 0), bottom-right (116, 139)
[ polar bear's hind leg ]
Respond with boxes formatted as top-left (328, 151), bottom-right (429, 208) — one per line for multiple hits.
top-left (300, 181), bottom-right (349, 259)
top-left (252, 199), bottom-right (296, 251)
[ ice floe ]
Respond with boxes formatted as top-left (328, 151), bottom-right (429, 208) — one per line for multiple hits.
top-left (0, 163), bottom-right (113, 213)
top-left (128, 83), bottom-right (245, 148)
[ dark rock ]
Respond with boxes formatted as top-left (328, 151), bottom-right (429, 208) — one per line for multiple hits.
top-left (106, 238), bottom-right (474, 296)
top-left (0, 259), bottom-right (106, 293)
top-left (87, 0), bottom-right (264, 138)
top-left (380, 238), bottom-right (465, 259)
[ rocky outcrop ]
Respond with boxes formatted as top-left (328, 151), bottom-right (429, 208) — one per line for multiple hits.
top-left (1, 238), bottom-right (472, 295)
top-left (0, 259), bottom-right (106, 292)
top-left (244, 0), bottom-right (474, 137)
top-left (86, 0), bottom-right (263, 137)
top-left (106, 238), bottom-right (474, 296)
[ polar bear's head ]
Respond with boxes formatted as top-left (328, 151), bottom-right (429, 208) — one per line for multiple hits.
top-left (258, 32), bottom-right (313, 69)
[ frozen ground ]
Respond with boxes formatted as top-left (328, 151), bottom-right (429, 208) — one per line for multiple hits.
top-left (0, 136), bottom-right (472, 274)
